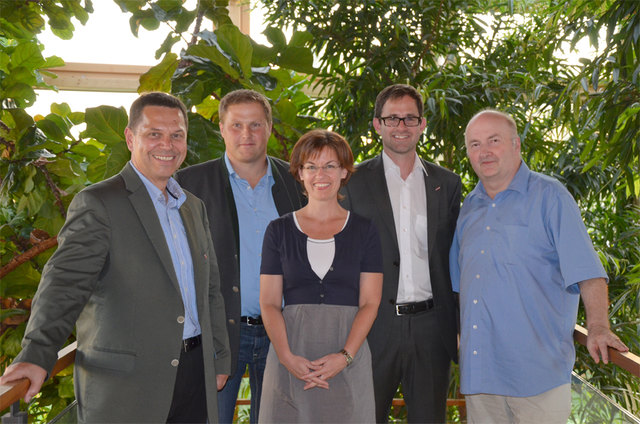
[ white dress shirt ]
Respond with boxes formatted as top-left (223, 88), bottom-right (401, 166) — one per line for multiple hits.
top-left (382, 151), bottom-right (432, 303)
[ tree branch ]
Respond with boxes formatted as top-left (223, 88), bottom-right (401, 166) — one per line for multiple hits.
top-left (0, 236), bottom-right (58, 279)
top-left (34, 159), bottom-right (67, 219)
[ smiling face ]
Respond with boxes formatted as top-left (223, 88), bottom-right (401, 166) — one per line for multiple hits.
top-left (125, 105), bottom-right (187, 191)
top-left (219, 101), bottom-right (272, 167)
top-left (373, 95), bottom-right (426, 160)
top-left (298, 147), bottom-right (348, 202)
top-left (465, 111), bottom-right (522, 196)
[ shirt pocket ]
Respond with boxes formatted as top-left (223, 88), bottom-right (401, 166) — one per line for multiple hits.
top-left (504, 224), bottom-right (529, 265)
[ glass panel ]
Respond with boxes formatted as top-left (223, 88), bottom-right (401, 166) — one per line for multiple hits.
top-left (570, 372), bottom-right (640, 424)
top-left (47, 400), bottom-right (77, 424)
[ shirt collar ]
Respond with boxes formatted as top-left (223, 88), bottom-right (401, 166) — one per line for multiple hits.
top-left (129, 161), bottom-right (186, 207)
top-left (382, 150), bottom-right (427, 178)
top-left (224, 153), bottom-right (274, 184)
top-left (468, 159), bottom-right (529, 201)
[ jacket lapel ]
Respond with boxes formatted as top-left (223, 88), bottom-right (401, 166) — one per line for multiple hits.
top-left (121, 163), bottom-right (181, 293)
top-left (179, 200), bottom-right (205, 313)
top-left (367, 155), bottom-right (399, 252)
top-left (423, 160), bottom-right (440, 258)
top-left (270, 157), bottom-right (298, 215)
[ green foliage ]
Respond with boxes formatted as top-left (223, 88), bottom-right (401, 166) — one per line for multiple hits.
top-left (1, 0), bottom-right (638, 420)
top-left (261, 0), bottom-right (639, 415)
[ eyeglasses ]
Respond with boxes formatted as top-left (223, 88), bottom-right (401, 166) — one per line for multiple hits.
top-left (378, 116), bottom-right (422, 127)
top-left (301, 163), bottom-right (342, 174)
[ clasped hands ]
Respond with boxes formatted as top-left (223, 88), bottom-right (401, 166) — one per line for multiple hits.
top-left (281, 352), bottom-right (348, 390)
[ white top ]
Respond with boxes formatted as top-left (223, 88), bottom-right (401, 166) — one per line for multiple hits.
top-left (293, 212), bottom-right (350, 279)
top-left (382, 151), bottom-right (432, 302)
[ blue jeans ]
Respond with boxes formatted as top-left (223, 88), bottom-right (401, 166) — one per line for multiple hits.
top-left (218, 322), bottom-right (269, 424)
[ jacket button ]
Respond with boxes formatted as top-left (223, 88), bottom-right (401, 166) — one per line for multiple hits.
top-left (171, 359), bottom-right (179, 367)
top-left (228, 319), bottom-right (236, 325)
top-left (177, 316), bottom-right (185, 324)
top-left (232, 286), bottom-right (239, 293)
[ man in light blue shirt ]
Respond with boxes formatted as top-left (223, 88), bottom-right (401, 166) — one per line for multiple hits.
top-left (449, 109), bottom-right (628, 423)
top-left (176, 90), bottom-right (304, 423)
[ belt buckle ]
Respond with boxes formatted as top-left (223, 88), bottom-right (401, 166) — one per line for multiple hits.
top-left (182, 338), bottom-right (189, 352)
top-left (395, 304), bottom-right (403, 316)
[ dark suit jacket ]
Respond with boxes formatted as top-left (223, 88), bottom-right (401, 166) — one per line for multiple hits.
top-left (15, 163), bottom-right (231, 423)
top-left (175, 156), bottom-right (304, 376)
top-left (342, 154), bottom-right (461, 362)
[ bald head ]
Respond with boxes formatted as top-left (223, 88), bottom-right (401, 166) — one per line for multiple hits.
top-left (465, 109), bottom-right (519, 147)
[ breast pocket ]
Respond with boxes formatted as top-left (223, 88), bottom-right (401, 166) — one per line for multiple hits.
top-left (504, 224), bottom-right (529, 264)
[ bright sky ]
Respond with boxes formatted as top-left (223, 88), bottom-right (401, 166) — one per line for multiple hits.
top-left (30, 2), bottom-right (595, 121)
top-left (31, 0), bottom-right (269, 117)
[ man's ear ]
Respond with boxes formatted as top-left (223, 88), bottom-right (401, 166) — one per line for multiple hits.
top-left (372, 118), bottom-right (381, 134)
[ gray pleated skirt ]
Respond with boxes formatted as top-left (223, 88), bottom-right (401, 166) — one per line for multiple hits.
top-left (259, 304), bottom-right (376, 423)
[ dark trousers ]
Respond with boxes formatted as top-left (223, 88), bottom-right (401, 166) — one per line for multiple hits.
top-left (372, 309), bottom-right (451, 423)
top-left (167, 343), bottom-right (208, 423)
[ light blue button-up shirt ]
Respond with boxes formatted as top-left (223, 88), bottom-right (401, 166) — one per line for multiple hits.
top-left (225, 153), bottom-right (279, 317)
top-left (450, 161), bottom-right (606, 397)
top-left (131, 162), bottom-right (201, 339)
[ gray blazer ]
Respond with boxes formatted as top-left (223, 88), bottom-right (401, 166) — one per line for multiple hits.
top-left (175, 156), bottom-right (304, 376)
top-left (15, 162), bottom-right (231, 423)
top-left (342, 154), bottom-right (461, 362)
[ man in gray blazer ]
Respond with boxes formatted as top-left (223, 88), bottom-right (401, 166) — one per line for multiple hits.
top-left (343, 84), bottom-right (461, 423)
top-left (0, 92), bottom-right (231, 423)
top-left (175, 89), bottom-right (303, 424)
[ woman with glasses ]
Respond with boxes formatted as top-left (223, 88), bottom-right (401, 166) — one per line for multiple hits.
top-left (259, 129), bottom-right (383, 423)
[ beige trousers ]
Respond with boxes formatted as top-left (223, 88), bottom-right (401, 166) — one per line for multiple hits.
top-left (465, 383), bottom-right (571, 424)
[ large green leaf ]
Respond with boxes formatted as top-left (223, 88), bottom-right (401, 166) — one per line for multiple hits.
top-left (10, 40), bottom-right (46, 70)
top-left (0, 263), bottom-right (41, 296)
top-left (83, 105), bottom-right (128, 146)
top-left (215, 24), bottom-right (253, 79)
top-left (186, 42), bottom-right (239, 79)
top-left (139, 52), bottom-right (178, 92)
top-left (278, 46), bottom-right (315, 74)
top-left (105, 141), bottom-right (131, 179)
top-left (184, 112), bottom-right (224, 165)
top-left (86, 155), bottom-right (108, 183)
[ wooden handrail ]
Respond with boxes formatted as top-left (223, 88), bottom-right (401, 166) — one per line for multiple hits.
top-left (2, 326), bottom-right (639, 414)
top-left (0, 342), bottom-right (76, 412)
top-left (573, 325), bottom-right (640, 377)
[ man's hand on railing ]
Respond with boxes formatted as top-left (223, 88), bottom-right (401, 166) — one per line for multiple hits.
top-left (0, 362), bottom-right (47, 403)
top-left (586, 325), bottom-right (629, 365)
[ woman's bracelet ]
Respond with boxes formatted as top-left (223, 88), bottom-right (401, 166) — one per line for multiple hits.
top-left (340, 349), bottom-right (353, 367)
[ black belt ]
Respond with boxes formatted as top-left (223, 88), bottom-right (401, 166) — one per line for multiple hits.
top-left (395, 299), bottom-right (434, 316)
top-left (182, 334), bottom-right (202, 352)
top-left (241, 316), bottom-right (263, 326)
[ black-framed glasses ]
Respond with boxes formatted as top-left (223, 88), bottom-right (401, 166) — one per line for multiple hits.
top-left (378, 116), bottom-right (422, 127)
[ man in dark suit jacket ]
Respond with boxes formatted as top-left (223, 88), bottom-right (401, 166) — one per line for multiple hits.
top-left (0, 92), bottom-right (231, 423)
top-left (343, 84), bottom-right (461, 423)
top-left (176, 89), bottom-right (303, 424)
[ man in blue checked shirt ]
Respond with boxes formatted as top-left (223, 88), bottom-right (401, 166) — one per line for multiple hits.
top-left (449, 109), bottom-right (628, 424)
